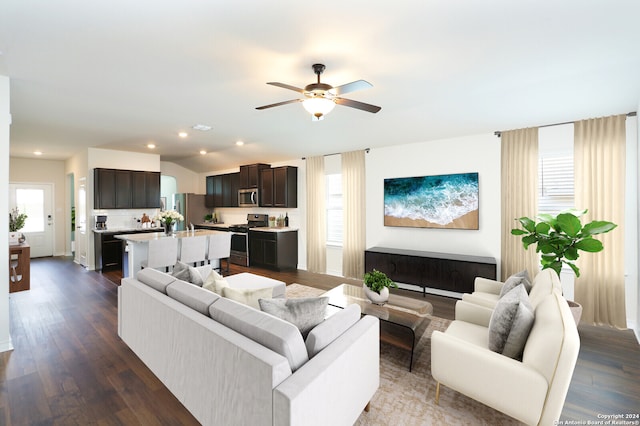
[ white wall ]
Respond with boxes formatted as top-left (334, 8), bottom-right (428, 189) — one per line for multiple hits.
top-left (10, 157), bottom-right (67, 255)
top-left (1, 75), bottom-right (12, 352)
top-left (366, 133), bottom-right (502, 273)
top-left (161, 161), bottom-right (200, 194)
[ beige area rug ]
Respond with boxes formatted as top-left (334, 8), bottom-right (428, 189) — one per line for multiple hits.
top-left (286, 284), bottom-right (523, 426)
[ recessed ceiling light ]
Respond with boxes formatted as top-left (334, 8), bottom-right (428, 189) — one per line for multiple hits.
top-left (192, 124), bottom-right (212, 131)
top-left (147, 143), bottom-right (156, 149)
top-left (178, 132), bottom-right (188, 138)
top-left (199, 150), bottom-right (207, 155)
top-left (33, 151), bottom-right (42, 156)
top-left (236, 141), bottom-right (244, 146)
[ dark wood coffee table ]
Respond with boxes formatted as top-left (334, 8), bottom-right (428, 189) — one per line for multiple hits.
top-left (323, 284), bottom-right (433, 371)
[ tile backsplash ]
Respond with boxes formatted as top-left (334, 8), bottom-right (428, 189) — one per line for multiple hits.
top-left (92, 209), bottom-right (160, 230)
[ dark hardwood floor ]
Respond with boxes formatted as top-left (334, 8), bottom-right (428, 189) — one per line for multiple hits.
top-left (1, 257), bottom-right (638, 425)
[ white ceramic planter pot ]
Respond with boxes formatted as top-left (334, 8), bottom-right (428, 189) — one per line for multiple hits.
top-left (566, 300), bottom-right (583, 325)
top-left (363, 284), bottom-right (389, 305)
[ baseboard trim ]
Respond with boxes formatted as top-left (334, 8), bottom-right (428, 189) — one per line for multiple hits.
top-left (627, 320), bottom-right (639, 344)
top-left (0, 338), bottom-right (14, 353)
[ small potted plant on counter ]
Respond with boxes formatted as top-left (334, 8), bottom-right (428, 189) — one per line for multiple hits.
top-left (363, 269), bottom-right (398, 305)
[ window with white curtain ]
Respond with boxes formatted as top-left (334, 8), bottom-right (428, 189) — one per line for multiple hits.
top-left (538, 125), bottom-right (574, 214)
top-left (326, 173), bottom-right (343, 245)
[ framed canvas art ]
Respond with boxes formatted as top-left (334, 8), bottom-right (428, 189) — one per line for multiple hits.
top-left (384, 172), bottom-right (479, 230)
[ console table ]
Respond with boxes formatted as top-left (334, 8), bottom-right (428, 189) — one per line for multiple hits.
top-left (364, 247), bottom-right (496, 295)
top-left (9, 242), bottom-right (30, 293)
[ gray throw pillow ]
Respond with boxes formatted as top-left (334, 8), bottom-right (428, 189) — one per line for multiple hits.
top-left (499, 273), bottom-right (532, 297)
top-left (188, 264), bottom-right (212, 286)
top-left (171, 261), bottom-right (190, 281)
top-left (259, 297), bottom-right (329, 338)
top-left (489, 284), bottom-right (534, 360)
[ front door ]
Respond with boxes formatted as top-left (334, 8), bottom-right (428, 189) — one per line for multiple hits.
top-left (9, 183), bottom-right (54, 258)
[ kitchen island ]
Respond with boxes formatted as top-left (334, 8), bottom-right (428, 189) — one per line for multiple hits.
top-left (116, 229), bottom-right (227, 278)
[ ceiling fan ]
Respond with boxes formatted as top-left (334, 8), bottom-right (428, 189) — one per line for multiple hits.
top-left (256, 63), bottom-right (381, 121)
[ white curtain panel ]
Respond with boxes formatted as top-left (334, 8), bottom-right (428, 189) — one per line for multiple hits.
top-left (501, 127), bottom-right (540, 280)
top-left (574, 114), bottom-right (627, 328)
top-left (341, 150), bottom-right (366, 279)
top-left (306, 156), bottom-right (326, 273)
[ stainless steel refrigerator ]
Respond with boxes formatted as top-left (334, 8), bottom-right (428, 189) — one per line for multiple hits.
top-left (171, 193), bottom-right (209, 231)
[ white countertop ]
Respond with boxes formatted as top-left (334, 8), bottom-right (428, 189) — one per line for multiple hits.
top-left (114, 229), bottom-right (227, 242)
top-left (93, 226), bottom-right (165, 234)
top-left (250, 227), bottom-right (298, 233)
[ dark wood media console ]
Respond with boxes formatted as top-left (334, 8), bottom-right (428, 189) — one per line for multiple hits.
top-left (364, 247), bottom-right (497, 295)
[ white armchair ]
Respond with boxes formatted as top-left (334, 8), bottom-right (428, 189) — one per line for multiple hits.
top-left (431, 288), bottom-right (580, 426)
top-left (462, 269), bottom-right (561, 310)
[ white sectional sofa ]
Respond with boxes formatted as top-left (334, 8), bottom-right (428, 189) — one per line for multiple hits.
top-left (118, 269), bottom-right (380, 426)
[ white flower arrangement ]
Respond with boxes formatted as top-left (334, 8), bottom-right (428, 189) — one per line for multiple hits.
top-left (153, 209), bottom-right (184, 225)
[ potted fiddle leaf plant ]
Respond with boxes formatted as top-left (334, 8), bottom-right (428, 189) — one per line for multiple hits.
top-left (363, 269), bottom-right (398, 305)
top-left (511, 209), bottom-right (617, 278)
top-left (511, 208), bottom-right (617, 324)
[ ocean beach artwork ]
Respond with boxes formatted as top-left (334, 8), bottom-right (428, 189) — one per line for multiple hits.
top-left (384, 172), bottom-right (479, 229)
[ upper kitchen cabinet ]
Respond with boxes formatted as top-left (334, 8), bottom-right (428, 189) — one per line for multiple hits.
top-left (95, 168), bottom-right (117, 209)
top-left (239, 163), bottom-right (270, 188)
top-left (260, 166), bottom-right (297, 208)
top-left (94, 168), bottom-right (160, 209)
top-left (132, 171), bottom-right (161, 208)
top-left (206, 172), bottom-right (240, 208)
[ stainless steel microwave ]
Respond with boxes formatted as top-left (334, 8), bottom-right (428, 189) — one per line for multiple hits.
top-left (238, 188), bottom-right (259, 207)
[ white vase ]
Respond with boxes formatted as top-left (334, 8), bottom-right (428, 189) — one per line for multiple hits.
top-left (363, 284), bottom-right (389, 305)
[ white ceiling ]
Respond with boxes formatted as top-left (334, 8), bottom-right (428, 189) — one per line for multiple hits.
top-left (2, 1), bottom-right (639, 173)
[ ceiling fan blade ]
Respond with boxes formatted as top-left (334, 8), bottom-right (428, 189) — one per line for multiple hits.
top-left (334, 97), bottom-right (381, 113)
top-left (255, 99), bottom-right (303, 110)
top-left (267, 82), bottom-right (305, 93)
top-left (329, 80), bottom-right (373, 96)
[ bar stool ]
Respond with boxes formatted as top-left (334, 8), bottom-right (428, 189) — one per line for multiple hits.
top-left (179, 235), bottom-right (208, 266)
top-left (206, 232), bottom-right (231, 274)
top-left (141, 238), bottom-right (179, 272)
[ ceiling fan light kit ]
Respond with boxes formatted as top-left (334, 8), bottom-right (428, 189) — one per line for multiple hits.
top-left (303, 97), bottom-right (335, 121)
top-left (256, 63), bottom-right (381, 121)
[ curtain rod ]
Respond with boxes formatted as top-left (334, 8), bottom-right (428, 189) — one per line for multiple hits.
top-left (302, 148), bottom-right (370, 160)
top-left (494, 111), bottom-right (637, 137)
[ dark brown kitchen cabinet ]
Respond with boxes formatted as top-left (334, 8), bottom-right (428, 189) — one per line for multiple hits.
top-left (248, 230), bottom-right (298, 271)
top-left (94, 168), bottom-right (160, 209)
top-left (260, 166), bottom-right (297, 208)
top-left (239, 163), bottom-right (270, 188)
top-left (205, 172), bottom-right (240, 208)
top-left (205, 175), bottom-right (215, 207)
top-left (145, 172), bottom-right (161, 208)
top-left (115, 170), bottom-right (132, 208)
top-left (94, 232), bottom-right (123, 272)
top-left (364, 247), bottom-right (496, 295)
top-left (229, 172), bottom-right (240, 207)
top-left (260, 168), bottom-right (274, 206)
top-left (131, 171), bottom-right (147, 208)
top-left (95, 168), bottom-right (117, 209)
top-left (131, 171), bottom-right (160, 208)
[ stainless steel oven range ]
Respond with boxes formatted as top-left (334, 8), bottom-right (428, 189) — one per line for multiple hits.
top-left (228, 214), bottom-right (269, 266)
